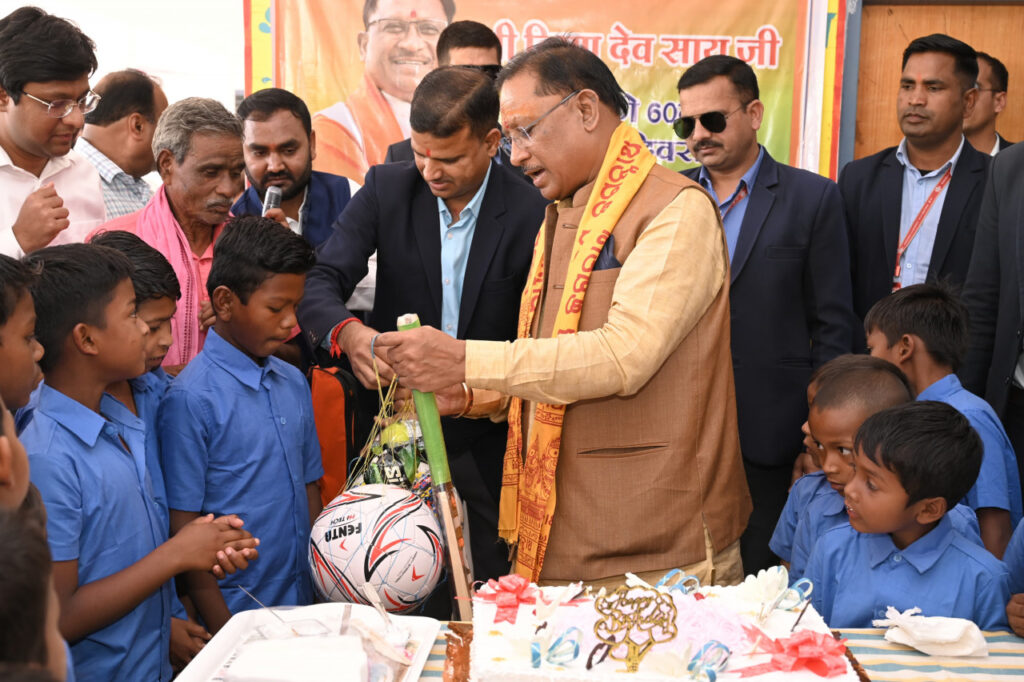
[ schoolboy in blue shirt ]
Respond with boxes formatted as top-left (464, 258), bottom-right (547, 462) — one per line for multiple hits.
top-left (21, 244), bottom-right (258, 681)
top-left (865, 283), bottom-right (1023, 558)
top-left (784, 356), bottom-right (914, 578)
top-left (161, 216), bottom-right (323, 633)
top-left (89, 230), bottom-right (260, 668)
top-left (808, 401), bottom-right (1010, 630)
top-left (771, 356), bottom-right (893, 566)
top-left (1005, 521), bottom-right (1024, 635)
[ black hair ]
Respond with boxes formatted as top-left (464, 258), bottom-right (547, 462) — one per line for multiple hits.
top-left (0, 254), bottom-right (34, 328)
top-left (24, 244), bottom-right (134, 374)
top-left (84, 69), bottom-right (160, 125)
top-left (676, 54), bottom-right (760, 102)
top-left (856, 401), bottom-right (982, 508)
top-left (362, 0), bottom-right (455, 29)
top-left (410, 66), bottom-right (499, 140)
top-left (236, 87), bottom-right (312, 138)
top-left (89, 231), bottom-right (181, 303)
top-left (0, 507), bottom-right (52, 669)
top-left (496, 36), bottom-right (629, 118)
top-left (811, 354), bottom-right (913, 413)
top-left (977, 51), bottom-right (1009, 93)
top-left (864, 282), bottom-right (967, 372)
top-left (0, 7), bottom-right (97, 103)
top-left (207, 215), bottom-right (315, 304)
top-left (902, 34), bottom-right (978, 92)
top-left (436, 20), bottom-right (502, 65)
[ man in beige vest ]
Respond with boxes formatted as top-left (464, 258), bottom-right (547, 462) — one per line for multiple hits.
top-left (376, 37), bottom-right (751, 588)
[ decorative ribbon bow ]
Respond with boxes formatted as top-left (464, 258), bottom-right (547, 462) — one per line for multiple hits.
top-left (687, 640), bottom-right (731, 681)
top-left (734, 628), bottom-right (849, 678)
top-left (476, 574), bottom-right (538, 624)
top-left (531, 627), bottom-right (583, 668)
top-left (758, 577), bottom-right (813, 624)
top-left (655, 569), bottom-right (703, 595)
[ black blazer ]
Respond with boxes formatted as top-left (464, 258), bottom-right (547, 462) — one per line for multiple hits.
top-left (838, 141), bottom-right (990, 322)
top-left (298, 159), bottom-right (546, 452)
top-left (684, 150), bottom-right (855, 467)
top-left (384, 137), bottom-right (524, 178)
top-left (961, 142), bottom-right (1024, 416)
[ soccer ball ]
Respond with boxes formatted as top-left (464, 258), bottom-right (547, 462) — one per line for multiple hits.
top-left (309, 484), bottom-right (445, 612)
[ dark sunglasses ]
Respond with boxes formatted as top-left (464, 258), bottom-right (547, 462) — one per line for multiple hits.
top-left (672, 103), bottom-right (748, 139)
top-left (453, 63), bottom-right (502, 80)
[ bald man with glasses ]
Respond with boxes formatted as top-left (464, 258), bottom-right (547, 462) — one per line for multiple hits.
top-left (677, 55), bottom-right (855, 574)
top-left (0, 7), bottom-right (106, 256)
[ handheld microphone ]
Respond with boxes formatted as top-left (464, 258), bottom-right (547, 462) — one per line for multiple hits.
top-left (262, 186), bottom-right (283, 216)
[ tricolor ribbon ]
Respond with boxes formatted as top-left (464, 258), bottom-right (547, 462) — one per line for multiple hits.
top-left (687, 640), bottom-right (731, 681)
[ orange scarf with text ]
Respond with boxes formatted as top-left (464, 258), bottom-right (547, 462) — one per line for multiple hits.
top-left (498, 122), bottom-right (657, 580)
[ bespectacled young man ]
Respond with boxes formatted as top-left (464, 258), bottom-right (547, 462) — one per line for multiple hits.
top-left (0, 7), bottom-right (107, 257)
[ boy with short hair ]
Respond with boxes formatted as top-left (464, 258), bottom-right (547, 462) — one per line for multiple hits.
top-left (0, 506), bottom-right (66, 681)
top-left (161, 216), bottom-right (322, 633)
top-left (865, 283), bottom-right (1023, 558)
top-left (786, 356), bottom-right (915, 578)
top-left (21, 243), bottom-right (257, 681)
top-left (0, 254), bottom-right (44, 410)
top-left (808, 401), bottom-right (1010, 630)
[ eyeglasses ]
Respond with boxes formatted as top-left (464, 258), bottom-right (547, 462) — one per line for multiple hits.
top-left (499, 90), bottom-right (581, 156)
top-left (21, 90), bottom-right (101, 119)
top-left (367, 18), bottom-right (448, 37)
top-left (672, 103), bottom-right (748, 139)
top-left (453, 63), bottom-right (502, 80)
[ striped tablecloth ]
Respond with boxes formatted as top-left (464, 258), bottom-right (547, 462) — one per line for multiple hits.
top-left (839, 628), bottom-right (1024, 680)
top-left (419, 626), bottom-right (1024, 680)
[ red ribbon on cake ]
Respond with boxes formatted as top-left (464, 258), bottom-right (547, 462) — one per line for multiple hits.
top-left (734, 627), bottom-right (849, 678)
top-left (476, 574), bottom-right (538, 624)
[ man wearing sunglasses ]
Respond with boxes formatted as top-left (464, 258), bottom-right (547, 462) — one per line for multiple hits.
top-left (0, 7), bottom-right (106, 257)
top-left (677, 55), bottom-right (855, 575)
top-left (312, 0), bottom-right (455, 182)
top-left (375, 38), bottom-right (751, 589)
top-left (384, 20), bottom-right (519, 172)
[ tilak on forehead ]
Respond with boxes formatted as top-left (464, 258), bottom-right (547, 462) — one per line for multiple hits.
top-left (425, 149), bottom-right (431, 157)
top-left (410, 9), bottom-right (417, 17)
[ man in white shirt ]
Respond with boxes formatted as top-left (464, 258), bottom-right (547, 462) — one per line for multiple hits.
top-left (0, 7), bottom-right (105, 257)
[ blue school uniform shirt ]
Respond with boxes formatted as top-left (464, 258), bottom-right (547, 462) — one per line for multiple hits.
top-left (24, 383), bottom-right (173, 682)
top-left (769, 471), bottom-right (831, 563)
top-left (807, 515), bottom-right (1010, 630)
top-left (918, 375), bottom-right (1024, 524)
top-left (159, 329), bottom-right (323, 614)
top-left (102, 370), bottom-right (188, 620)
top-left (1005, 519), bottom-right (1024, 594)
top-left (789, 486), bottom-right (981, 580)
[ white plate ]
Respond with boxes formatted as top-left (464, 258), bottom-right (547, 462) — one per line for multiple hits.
top-left (178, 602), bottom-right (441, 682)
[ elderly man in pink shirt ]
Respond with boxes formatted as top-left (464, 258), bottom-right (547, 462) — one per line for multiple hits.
top-left (95, 98), bottom-right (245, 372)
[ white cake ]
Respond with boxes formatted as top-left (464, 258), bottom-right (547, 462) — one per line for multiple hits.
top-left (470, 569), bottom-right (861, 682)
top-left (223, 636), bottom-right (367, 682)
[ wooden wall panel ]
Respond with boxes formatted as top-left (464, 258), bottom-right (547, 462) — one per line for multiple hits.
top-left (855, 4), bottom-right (1024, 159)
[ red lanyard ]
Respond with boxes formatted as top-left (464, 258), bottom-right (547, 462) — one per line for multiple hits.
top-left (720, 184), bottom-right (749, 220)
top-left (892, 166), bottom-right (953, 291)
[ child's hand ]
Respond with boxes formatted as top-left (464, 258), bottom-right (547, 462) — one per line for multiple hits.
top-left (172, 514), bottom-right (257, 572)
top-left (1007, 594), bottom-right (1024, 637)
top-left (208, 514), bottom-right (260, 578)
top-left (170, 616), bottom-right (210, 670)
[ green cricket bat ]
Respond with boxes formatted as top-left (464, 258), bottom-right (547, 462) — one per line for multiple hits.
top-left (396, 313), bottom-right (474, 620)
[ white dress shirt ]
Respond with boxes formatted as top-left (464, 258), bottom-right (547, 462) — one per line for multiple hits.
top-left (0, 145), bottom-right (107, 257)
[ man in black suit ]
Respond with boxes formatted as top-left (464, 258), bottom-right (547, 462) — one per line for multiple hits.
top-left (677, 56), bottom-right (855, 573)
top-left (384, 20), bottom-right (508, 165)
top-left (298, 66), bottom-right (546, 583)
top-left (840, 34), bottom-right (989, 324)
top-left (961, 142), bottom-right (1024, 487)
top-left (965, 52), bottom-right (1013, 156)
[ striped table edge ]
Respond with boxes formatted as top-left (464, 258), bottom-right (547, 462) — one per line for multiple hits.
top-left (420, 626), bottom-right (1024, 680)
